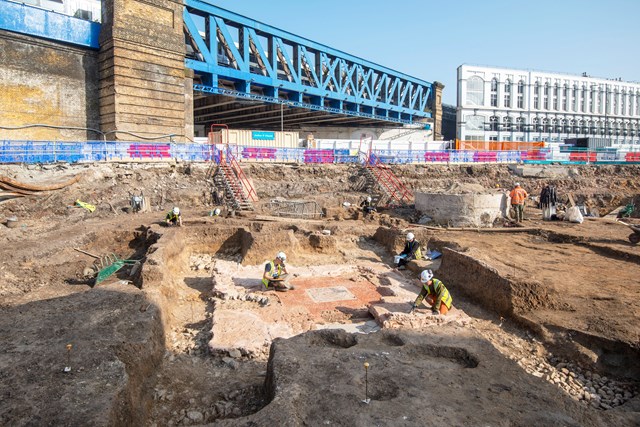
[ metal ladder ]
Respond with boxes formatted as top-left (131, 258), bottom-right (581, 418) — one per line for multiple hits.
top-left (213, 145), bottom-right (257, 211)
top-left (363, 152), bottom-right (412, 207)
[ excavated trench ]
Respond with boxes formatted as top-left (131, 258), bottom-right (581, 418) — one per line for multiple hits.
top-left (425, 230), bottom-right (640, 410)
top-left (100, 220), bottom-right (639, 424)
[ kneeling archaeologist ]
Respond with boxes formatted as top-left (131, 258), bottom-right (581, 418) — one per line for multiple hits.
top-left (396, 232), bottom-right (422, 269)
top-left (411, 269), bottom-right (453, 315)
top-left (262, 252), bottom-right (294, 291)
top-left (165, 207), bottom-right (182, 226)
top-left (360, 196), bottom-right (376, 216)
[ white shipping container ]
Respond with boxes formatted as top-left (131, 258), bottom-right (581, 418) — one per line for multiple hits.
top-left (207, 129), bottom-right (300, 148)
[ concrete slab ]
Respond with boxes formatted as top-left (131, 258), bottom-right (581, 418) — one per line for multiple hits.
top-left (305, 286), bottom-right (356, 303)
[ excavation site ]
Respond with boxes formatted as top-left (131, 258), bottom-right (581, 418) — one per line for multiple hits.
top-left (1, 162), bottom-right (639, 426)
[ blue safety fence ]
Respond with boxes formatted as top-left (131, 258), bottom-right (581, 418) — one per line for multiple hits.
top-left (0, 141), bottom-right (83, 163)
top-left (2, 140), bottom-right (640, 165)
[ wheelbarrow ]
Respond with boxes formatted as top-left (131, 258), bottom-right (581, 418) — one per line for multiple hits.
top-left (618, 221), bottom-right (640, 244)
top-left (75, 248), bottom-right (142, 285)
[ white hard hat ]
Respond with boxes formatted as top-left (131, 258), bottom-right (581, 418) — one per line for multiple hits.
top-left (515, 182), bottom-right (520, 187)
top-left (213, 208), bottom-right (221, 215)
top-left (276, 251), bottom-right (287, 262)
top-left (172, 207), bottom-right (180, 215)
top-left (366, 196), bottom-right (372, 202)
top-left (420, 269), bottom-right (433, 283)
top-left (406, 232), bottom-right (415, 241)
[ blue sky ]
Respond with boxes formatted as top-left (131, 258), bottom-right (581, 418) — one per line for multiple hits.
top-left (209, 0), bottom-right (640, 105)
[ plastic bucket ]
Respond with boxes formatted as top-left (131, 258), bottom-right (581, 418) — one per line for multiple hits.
top-left (5, 216), bottom-right (19, 229)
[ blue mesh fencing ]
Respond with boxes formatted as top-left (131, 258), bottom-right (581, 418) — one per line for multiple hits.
top-left (1, 140), bottom-right (638, 165)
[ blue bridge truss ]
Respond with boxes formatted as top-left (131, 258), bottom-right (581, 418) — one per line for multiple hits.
top-left (184, 0), bottom-right (433, 125)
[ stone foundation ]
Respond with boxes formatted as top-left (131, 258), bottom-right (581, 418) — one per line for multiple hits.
top-left (415, 192), bottom-right (507, 227)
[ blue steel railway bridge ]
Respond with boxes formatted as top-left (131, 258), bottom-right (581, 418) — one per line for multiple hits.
top-left (0, 0), bottom-right (440, 141)
top-left (183, 1), bottom-right (434, 130)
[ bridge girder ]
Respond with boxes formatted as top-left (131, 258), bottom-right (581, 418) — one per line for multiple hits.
top-left (184, 0), bottom-right (433, 128)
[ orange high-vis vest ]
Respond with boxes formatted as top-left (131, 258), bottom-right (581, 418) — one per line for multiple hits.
top-left (510, 186), bottom-right (528, 205)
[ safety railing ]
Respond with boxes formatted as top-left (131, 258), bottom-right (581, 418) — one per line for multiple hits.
top-left (2, 140), bottom-right (640, 165)
top-left (222, 145), bottom-right (258, 202)
top-left (365, 152), bottom-right (413, 205)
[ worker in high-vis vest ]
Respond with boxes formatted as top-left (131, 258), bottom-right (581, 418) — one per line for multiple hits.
top-left (165, 206), bottom-right (182, 226)
top-left (396, 232), bottom-right (422, 270)
top-left (262, 252), bottom-right (293, 291)
top-left (411, 270), bottom-right (453, 315)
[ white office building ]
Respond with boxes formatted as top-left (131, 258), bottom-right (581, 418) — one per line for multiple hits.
top-left (456, 64), bottom-right (640, 148)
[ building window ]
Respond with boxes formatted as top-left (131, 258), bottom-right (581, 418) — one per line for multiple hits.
top-left (534, 82), bottom-right (540, 109)
top-left (589, 88), bottom-right (596, 113)
top-left (586, 120), bottom-right (594, 135)
top-left (489, 115), bottom-right (499, 131)
top-left (542, 118), bottom-right (550, 133)
top-left (581, 86), bottom-right (587, 112)
top-left (562, 84), bottom-right (568, 111)
top-left (552, 118), bottom-right (560, 132)
top-left (613, 90), bottom-right (619, 115)
top-left (503, 116), bottom-right (512, 131)
top-left (489, 136), bottom-right (498, 141)
top-left (515, 116), bottom-right (524, 132)
top-left (533, 117), bottom-right (541, 131)
top-left (620, 89), bottom-right (631, 116)
top-left (517, 80), bottom-right (524, 109)
top-left (467, 76), bottom-right (484, 106)
top-left (553, 83), bottom-right (559, 110)
top-left (570, 119), bottom-right (577, 133)
top-left (573, 84), bottom-right (579, 112)
top-left (504, 79), bottom-right (512, 108)
top-left (543, 83), bottom-right (549, 109)
top-left (490, 78), bottom-right (498, 107)
top-left (465, 115), bottom-right (484, 131)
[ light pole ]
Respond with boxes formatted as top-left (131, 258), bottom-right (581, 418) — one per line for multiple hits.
top-left (604, 84), bottom-right (609, 143)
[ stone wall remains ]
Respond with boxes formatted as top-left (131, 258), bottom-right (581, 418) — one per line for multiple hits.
top-left (415, 192), bottom-right (506, 227)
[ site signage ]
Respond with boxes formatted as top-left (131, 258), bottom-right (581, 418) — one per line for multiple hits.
top-left (252, 131), bottom-right (275, 140)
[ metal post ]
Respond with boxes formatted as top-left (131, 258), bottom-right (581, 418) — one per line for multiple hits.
top-left (604, 84), bottom-right (608, 145)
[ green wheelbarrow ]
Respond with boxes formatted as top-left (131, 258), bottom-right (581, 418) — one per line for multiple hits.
top-left (75, 248), bottom-right (142, 285)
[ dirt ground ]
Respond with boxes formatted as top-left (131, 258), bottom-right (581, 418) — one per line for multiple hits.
top-left (0, 161), bottom-right (639, 426)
